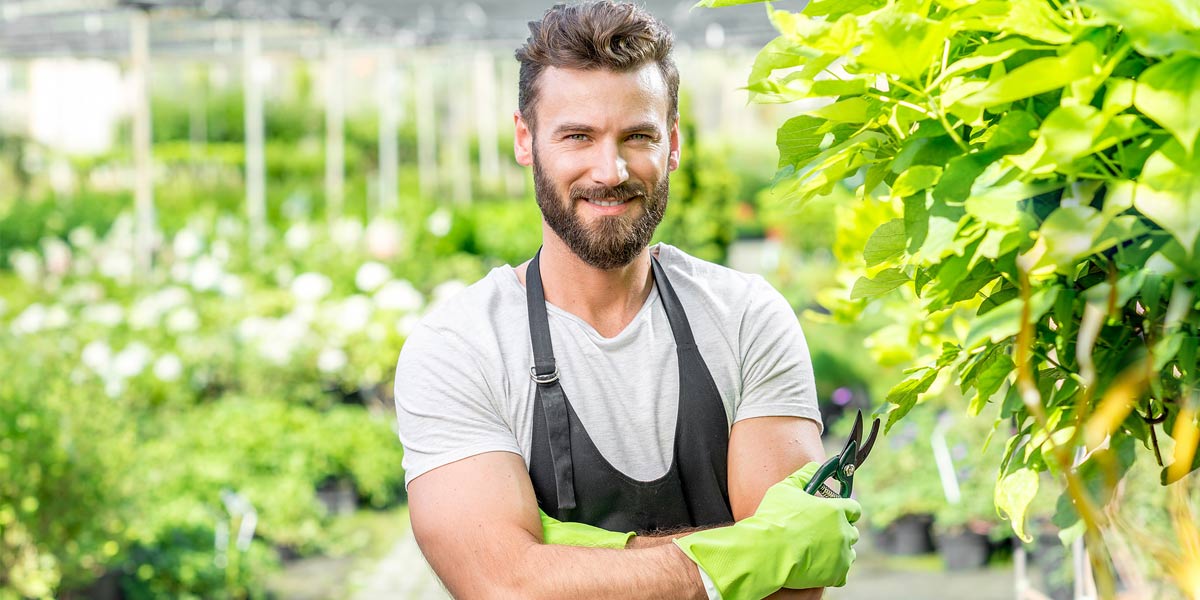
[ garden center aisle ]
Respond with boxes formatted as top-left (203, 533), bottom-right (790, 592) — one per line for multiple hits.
top-left (351, 527), bottom-right (1017, 599)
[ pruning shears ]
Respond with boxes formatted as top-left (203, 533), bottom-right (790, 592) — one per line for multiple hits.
top-left (804, 410), bottom-right (881, 499)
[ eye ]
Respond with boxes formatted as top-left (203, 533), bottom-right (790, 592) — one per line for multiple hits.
top-left (628, 133), bottom-right (652, 141)
top-left (566, 133), bottom-right (589, 141)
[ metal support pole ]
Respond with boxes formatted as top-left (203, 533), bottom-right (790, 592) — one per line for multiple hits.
top-left (377, 46), bottom-right (399, 217)
top-left (473, 50), bottom-right (499, 193)
top-left (414, 54), bottom-right (437, 201)
top-left (242, 22), bottom-right (266, 250)
top-left (130, 9), bottom-right (155, 274)
top-left (324, 35), bottom-right (345, 220)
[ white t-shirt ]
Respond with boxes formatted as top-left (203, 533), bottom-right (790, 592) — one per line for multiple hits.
top-left (393, 243), bottom-right (822, 488)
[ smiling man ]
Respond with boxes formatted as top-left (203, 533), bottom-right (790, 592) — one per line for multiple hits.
top-left (393, 2), bottom-right (860, 599)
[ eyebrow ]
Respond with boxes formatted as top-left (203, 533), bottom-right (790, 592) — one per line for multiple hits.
top-left (552, 121), bottom-right (663, 137)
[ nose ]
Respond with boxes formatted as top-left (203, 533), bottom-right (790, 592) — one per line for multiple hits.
top-left (589, 141), bottom-right (629, 188)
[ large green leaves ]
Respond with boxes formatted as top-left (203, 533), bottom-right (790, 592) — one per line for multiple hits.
top-left (958, 43), bottom-right (1098, 108)
top-left (1083, 0), bottom-right (1200, 57)
top-left (1135, 56), bottom-right (1200, 154)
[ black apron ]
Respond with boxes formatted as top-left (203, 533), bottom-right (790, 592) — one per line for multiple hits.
top-left (525, 248), bottom-right (734, 533)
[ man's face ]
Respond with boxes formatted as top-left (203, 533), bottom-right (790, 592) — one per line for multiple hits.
top-left (514, 63), bottom-right (680, 270)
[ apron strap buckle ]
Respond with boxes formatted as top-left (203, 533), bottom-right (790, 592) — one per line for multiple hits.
top-left (530, 365), bottom-right (560, 385)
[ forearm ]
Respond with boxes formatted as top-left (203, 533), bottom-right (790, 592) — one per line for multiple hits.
top-left (626, 537), bottom-right (823, 599)
top-left (497, 539), bottom-right (707, 600)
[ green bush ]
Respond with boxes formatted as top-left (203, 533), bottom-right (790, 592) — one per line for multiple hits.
top-left (0, 343), bottom-right (136, 598)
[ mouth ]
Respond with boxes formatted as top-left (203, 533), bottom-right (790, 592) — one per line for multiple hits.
top-left (585, 196), bottom-right (631, 207)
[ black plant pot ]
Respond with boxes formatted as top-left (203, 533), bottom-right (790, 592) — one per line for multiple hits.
top-left (316, 478), bottom-right (358, 516)
top-left (938, 529), bottom-right (991, 570)
top-left (884, 513), bottom-right (936, 555)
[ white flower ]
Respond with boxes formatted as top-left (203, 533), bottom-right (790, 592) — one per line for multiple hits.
top-left (331, 218), bottom-right (364, 248)
top-left (61, 282), bottom-right (105, 305)
top-left (104, 378), bottom-right (125, 398)
top-left (82, 302), bottom-right (124, 327)
top-left (42, 305), bottom-right (71, 329)
top-left (426, 209), bottom-right (452, 238)
top-left (170, 262), bottom-right (191, 283)
top-left (291, 272), bottom-right (333, 303)
top-left (374, 279), bottom-right (424, 312)
top-left (113, 342), bottom-right (152, 378)
top-left (433, 280), bottom-right (468, 307)
top-left (237, 316), bottom-right (270, 340)
top-left (153, 354), bottom-right (183, 382)
top-left (317, 347), bottom-right (348, 374)
top-left (190, 256), bottom-right (222, 292)
top-left (211, 240), bottom-right (231, 264)
top-left (68, 226), bottom-right (96, 249)
top-left (166, 307), bottom-right (200, 333)
top-left (365, 218), bottom-right (404, 260)
top-left (98, 250), bottom-right (134, 283)
top-left (220, 274), bottom-right (244, 297)
top-left (274, 265), bottom-right (295, 288)
top-left (334, 295), bottom-right (372, 334)
top-left (10, 250), bottom-right (41, 284)
top-left (11, 303), bottom-right (46, 335)
top-left (355, 262), bottom-right (392, 293)
top-left (173, 229), bottom-right (204, 259)
top-left (215, 216), bottom-right (243, 240)
top-left (41, 238), bottom-right (72, 277)
top-left (285, 223), bottom-right (312, 251)
top-left (82, 340), bottom-right (112, 373)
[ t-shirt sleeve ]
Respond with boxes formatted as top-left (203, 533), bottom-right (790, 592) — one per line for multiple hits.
top-left (733, 276), bottom-right (823, 433)
top-left (393, 323), bottom-right (522, 488)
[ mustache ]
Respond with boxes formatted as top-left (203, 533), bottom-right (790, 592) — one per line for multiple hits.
top-left (571, 182), bottom-right (647, 202)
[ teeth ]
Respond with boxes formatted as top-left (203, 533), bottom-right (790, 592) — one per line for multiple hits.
top-left (589, 198), bottom-right (627, 207)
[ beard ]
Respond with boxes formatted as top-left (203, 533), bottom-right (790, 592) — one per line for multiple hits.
top-left (532, 152), bottom-right (669, 270)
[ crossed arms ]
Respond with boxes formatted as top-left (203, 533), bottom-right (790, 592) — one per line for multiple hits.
top-left (408, 415), bottom-right (825, 599)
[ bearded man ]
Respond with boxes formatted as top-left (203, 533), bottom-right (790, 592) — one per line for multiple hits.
top-left (393, 2), bottom-right (861, 598)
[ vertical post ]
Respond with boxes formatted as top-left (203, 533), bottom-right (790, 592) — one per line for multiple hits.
top-left (188, 63), bottom-right (207, 163)
top-left (130, 9), bottom-right (155, 274)
top-left (413, 53), bottom-right (436, 201)
top-left (473, 50), bottom-right (499, 194)
top-left (377, 46), bottom-right (399, 217)
top-left (448, 66), bottom-right (472, 204)
top-left (324, 35), bottom-right (345, 221)
top-left (242, 22), bottom-right (266, 250)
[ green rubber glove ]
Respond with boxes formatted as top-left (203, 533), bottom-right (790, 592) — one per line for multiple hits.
top-left (539, 510), bottom-right (636, 549)
top-left (673, 462), bottom-right (861, 600)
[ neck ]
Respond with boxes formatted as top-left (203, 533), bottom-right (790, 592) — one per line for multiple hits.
top-left (531, 225), bottom-right (654, 337)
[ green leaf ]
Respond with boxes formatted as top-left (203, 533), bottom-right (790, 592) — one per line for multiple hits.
top-left (850, 268), bottom-right (911, 299)
top-left (857, 8), bottom-right (949, 82)
top-left (1000, 0), bottom-right (1074, 45)
top-left (995, 467), bottom-right (1039, 542)
top-left (1010, 105), bottom-right (1108, 174)
top-left (1083, 0), bottom-right (1200, 57)
top-left (964, 182), bottom-right (1022, 227)
top-left (931, 38), bottom-right (1034, 89)
top-left (1037, 206), bottom-right (1106, 274)
top-left (1132, 142), bottom-right (1200, 258)
top-left (965, 286), bottom-right (1059, 348)
top-left (810, 97), bottom-right (875, 123)
top-left (891, 165), bottom-right (944, 198)
top-left (959, 43), bottom-right (1097, 108)
top-left (975, 353), bottom-right (1016, 411)
top-left (1135, 55), bottom-right (1200, 155)
top-left (776, 115), bottom-right (827, 169)
top-left (863, 219), bottom-right (907, 267)
top-left (884, 367), bottom-right (939, 432)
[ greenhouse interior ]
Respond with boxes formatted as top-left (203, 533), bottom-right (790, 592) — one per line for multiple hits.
top-left (2, 0), bottom-right (1198, 598)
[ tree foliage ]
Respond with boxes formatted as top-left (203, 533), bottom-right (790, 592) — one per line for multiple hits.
top-left (707, 0), bottom-right (1200, 593)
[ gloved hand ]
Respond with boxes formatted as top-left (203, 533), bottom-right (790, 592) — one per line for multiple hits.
top-left (673, 462), bottom-right (861, 600)
top-left (539, 510), bottom-right (636, 549)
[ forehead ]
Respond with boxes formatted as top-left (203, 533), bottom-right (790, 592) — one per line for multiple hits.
top-left (533, 63), bottom-right (670, 129)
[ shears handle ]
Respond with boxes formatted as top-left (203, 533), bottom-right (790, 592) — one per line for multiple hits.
top-left (803, 439), bottom-right (859, 498)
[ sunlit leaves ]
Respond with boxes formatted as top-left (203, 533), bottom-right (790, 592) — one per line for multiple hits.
top-left (1135, 56), bottom-right (1200, 155)
top-left (959, 43), bottom-right (1098, 108)
top-left (995, 467), bottom-right (1039, 542)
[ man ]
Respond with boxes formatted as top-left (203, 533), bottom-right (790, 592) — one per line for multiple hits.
top-left (393, 2), bottom-right (861, 598)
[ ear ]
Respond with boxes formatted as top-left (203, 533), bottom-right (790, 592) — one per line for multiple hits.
top-left (667, 119), bottom-right (681, 172)
top-left (514, 110), bottom-right (533, 167)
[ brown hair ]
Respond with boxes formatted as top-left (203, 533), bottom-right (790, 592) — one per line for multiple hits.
top-left (515, 1), bottom-right (679, 132)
